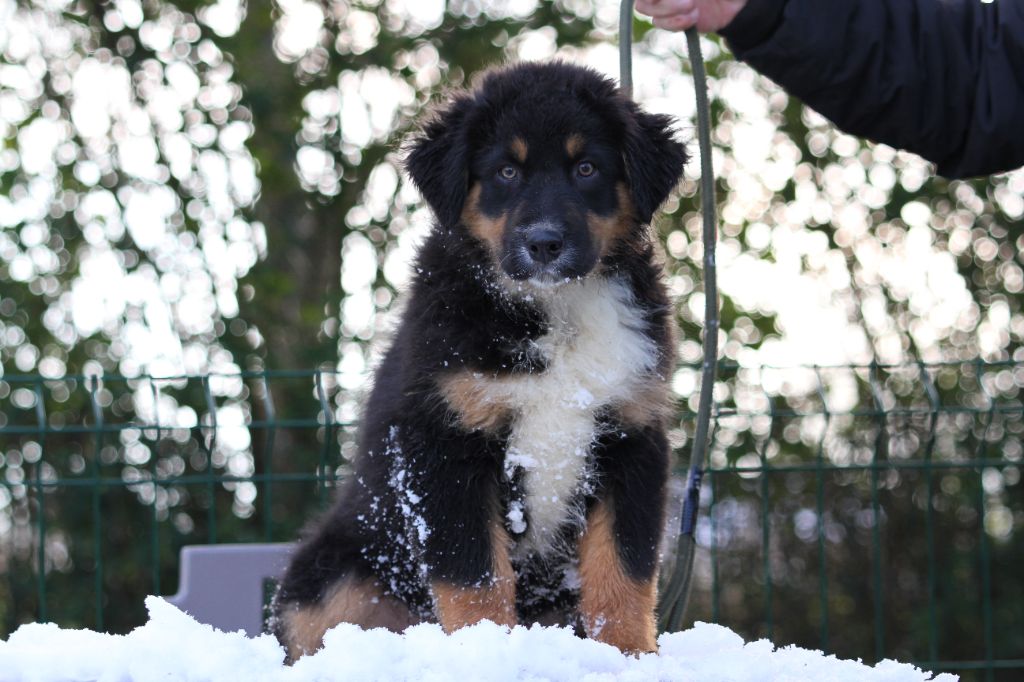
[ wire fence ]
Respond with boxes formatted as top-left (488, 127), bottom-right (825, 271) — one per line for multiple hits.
top-left (1, 361), bottom-right (1022, 680)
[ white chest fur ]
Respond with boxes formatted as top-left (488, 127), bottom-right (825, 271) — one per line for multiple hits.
top-left (493, 276), bottom-right (659, 555)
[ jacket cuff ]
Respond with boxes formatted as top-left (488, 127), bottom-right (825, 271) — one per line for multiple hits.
top-left (719, 0), bottom-right (788, 54)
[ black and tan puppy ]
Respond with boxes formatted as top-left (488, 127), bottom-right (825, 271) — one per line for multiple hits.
top-left (272, 61), bottom-right (686, 659)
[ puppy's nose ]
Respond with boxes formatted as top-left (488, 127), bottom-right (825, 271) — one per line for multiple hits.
top-left (526, 228), bottom-right (563, 265)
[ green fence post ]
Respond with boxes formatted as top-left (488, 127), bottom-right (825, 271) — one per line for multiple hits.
top-left (148, 377), bottom-right (161, 596)
top-left (314, 371), bottom-right (334, 505)
top-left (759, 371), bottom-right (776, 640)
top-left (709, 467), bottom-right (719, 624)
top-left (976, 363), bottom-right (997, 682)
top-left (32, 380), bottom-right (46, 623)
top-left (813, 366), bottom-right (830, 653)
top-left (867, 362), bottom-right (887, 663)
top-left (260, 373), bottom-right (277, 542)
top-left (917, 362), bottom-right (940, 667)
top-left (87, 375), bottom-right (105, 630)
top-left (201, 376), bottom-right (218, 545)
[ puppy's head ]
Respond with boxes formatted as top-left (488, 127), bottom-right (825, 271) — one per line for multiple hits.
top-left (405, 62), bottom-right (686, 285)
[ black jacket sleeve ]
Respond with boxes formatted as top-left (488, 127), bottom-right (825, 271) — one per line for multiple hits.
top-left (719, 0), bottom-right (1024, 178)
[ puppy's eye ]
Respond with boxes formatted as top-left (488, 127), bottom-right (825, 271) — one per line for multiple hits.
top-left (577, 161), bottom-right (596, 177)
top-left (498, 165), bottom-right (519, 181)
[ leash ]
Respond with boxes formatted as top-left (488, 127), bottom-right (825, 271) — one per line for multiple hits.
top-left (619, 1), bottom-right (719, 633)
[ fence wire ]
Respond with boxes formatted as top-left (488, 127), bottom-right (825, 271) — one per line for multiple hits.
top-left (0, 361), bottom-right (1022, 680)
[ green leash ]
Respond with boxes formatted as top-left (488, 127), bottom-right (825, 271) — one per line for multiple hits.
top-left (619, 1), bottom-right (719, 633)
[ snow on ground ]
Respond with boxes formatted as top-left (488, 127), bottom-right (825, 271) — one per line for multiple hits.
top-left (0, 597), bottom-right (956, 682)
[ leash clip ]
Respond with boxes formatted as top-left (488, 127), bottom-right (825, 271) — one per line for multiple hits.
top-left (680, 465), bottom-right (705, 537)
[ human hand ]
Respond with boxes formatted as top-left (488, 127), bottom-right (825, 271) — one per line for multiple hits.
top-left (634, 0), bottom-right (747, 33)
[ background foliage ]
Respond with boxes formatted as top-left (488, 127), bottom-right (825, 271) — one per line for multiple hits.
top-left (1, 0), bottom-right (1022, 678)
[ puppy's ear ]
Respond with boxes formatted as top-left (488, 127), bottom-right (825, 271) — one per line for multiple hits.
top-left (404, 94), bottom-right (475, 228)
top-left (622, 108), bottom-right (687, 225)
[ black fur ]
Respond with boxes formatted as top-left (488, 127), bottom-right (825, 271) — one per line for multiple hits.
top-left (273, 61), bottom-right (686, 646)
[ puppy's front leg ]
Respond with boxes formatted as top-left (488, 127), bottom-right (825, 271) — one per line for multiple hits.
top-left (417, 455), bottom-right (517, 631)
top-left (431, 521), bottom-right (516, 631)
top-left (579, 500), bottom-right (659, 654)
top-left (580, 426), bottom-right (669, 654)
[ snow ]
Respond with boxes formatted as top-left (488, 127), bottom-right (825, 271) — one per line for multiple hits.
top-left (506, 499), bottom-right (528, 534)
top-left (0, 598), bottom-right (957, 682)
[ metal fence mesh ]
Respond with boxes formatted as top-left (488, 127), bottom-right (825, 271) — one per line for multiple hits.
top-left (1, 362), bottom-right (1022, 680)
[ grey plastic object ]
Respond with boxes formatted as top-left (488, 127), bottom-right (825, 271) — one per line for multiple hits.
top-left (166, 543), bottom-right (295, 636)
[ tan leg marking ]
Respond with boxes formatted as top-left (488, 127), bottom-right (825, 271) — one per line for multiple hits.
top-left (281, 576), bottom-right (419, 661)
top-left (579, 500), bottom-right (658, 654)
top-left (461, 184), bottom-right (506, 259)
top-left (510, 136), bottom-right (528, 164)
top-left (566, 133), bottom-right (585, 158)
top-left (587, 183), bottom-right (636, 260)
top-left (432, 523), bottom-right (517, 631)
top-left (438, 371), bottom-right (514, 433)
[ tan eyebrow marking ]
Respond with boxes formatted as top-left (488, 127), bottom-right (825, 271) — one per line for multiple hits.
top-left (566, 133), bottom-right (585, 158)
top-left (510, 137), bottom-right (528, 163)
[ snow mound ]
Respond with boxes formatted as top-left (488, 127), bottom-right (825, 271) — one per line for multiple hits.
top-left (0, 597), bottom-right (957, 682)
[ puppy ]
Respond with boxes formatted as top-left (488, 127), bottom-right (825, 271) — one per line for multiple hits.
top-left (272, 61), bottom-right (686, 659)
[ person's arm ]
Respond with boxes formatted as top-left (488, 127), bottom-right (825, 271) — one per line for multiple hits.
top-left (639, 0), bottom-right (1024, 179)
